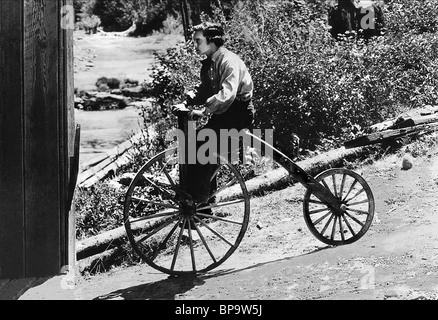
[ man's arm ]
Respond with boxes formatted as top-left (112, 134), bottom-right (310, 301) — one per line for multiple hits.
top-left (186, 83), bottom-right (209, 106)
top-left (204, 58), bottom-right (241, 114)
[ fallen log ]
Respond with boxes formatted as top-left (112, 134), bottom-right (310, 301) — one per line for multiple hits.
top-left (345, 122), bottom-right (438, 149)
top-left (77, 247), bottom-right (124, 275)
top-left (76, 227), bottom-right (127, 261)
top-left (369, 105), bottom-right (438, 132)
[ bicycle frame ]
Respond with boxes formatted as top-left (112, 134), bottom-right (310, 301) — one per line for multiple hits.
top-left (176, 112), bottom-right (343, 214)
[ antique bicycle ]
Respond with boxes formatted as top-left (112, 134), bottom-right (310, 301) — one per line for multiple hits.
top-left (123, 109), bottom-right (375, 275)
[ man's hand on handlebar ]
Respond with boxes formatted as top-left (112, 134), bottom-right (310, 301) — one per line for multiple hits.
top-left (171, 103), bottom-right (208, 120)
top-left (170, 103), bottom-right (190, 115)
top-left (189, 109), bottom-right (205, 120)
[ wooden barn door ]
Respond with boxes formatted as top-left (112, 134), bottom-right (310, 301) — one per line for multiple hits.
top-left (0, 0), bottom-right (76, 279)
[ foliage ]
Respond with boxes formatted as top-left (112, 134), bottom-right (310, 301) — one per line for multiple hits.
top-left (85, 0), bottom-right (180, 35)
top-left (77, 14), bottom-right (101, 34)
top-left (142, 0), bottom-right (438, 157)
top-left (384, 0), bottom-right (438, 34)
top-left (75, 183), bottom-right (125, 240)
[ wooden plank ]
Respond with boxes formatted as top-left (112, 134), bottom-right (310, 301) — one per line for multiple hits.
top-left (77, 130), bottom-right (150, 187)
top-left (80, 138), bottom-right (135, 172)
top-left (389, 113), bottom-right (438, 129)
top-left (344, 123), bottom-right (438, 149)
top-left (80, 145), bottom-right (148, 188)
top-left (62, 0), bottom-right (76, 271)
top-left (79, 155), bottom-right (116, 183)
top-left (0, 0), bottom-right (26, 279)
top-left (0, 278), bottom-right (37, 300)
top-left (23, 0), bottom-right (62, 277)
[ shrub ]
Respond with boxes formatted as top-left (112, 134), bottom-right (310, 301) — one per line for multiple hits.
top-left (79, 14), bottom-right (101, 34)
top-left (384, 0), bottom-right (438, 34)
top-left (75, 183), bottom-right (125, 240)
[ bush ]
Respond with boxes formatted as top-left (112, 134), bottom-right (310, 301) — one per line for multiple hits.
top-left (384, 0), bottom-right (438, 34)
top-left (75, 183), bottom-right (125, 240)
top-left (78, 14), bottom-right (101, 34)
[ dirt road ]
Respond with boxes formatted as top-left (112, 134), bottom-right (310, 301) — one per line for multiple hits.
top-left (20, 141), bottom-right (438, 301)
top-left (73, 30), bottom-right (183, 165)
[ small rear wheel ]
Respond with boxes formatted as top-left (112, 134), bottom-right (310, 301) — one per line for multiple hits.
top-left (123, 147), bottom-right (250, 275)
top-left (303, 168), bottom-right (375, 245)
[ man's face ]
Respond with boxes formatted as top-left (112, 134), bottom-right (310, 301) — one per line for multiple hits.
top-left (193, 31), bottom-right (214, 57)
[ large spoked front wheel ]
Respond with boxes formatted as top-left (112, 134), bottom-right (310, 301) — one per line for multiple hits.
top-left (123, 147), bottom-right (250, 275)
top-left (303, 168), bottom-right (375, 246)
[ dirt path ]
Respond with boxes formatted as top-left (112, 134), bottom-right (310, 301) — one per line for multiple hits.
top-left (73, 30), bottom-right (183, 165)
top-left (20, 141), bottom-right (438, 301)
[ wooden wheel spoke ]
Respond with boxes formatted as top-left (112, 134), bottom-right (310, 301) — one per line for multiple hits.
top-left (313, 211), bottom-right (332, 226)
top-left (343, 179), bottom-right (358, 201)
top-left (196, 219), bottom-right (234, 247)
top-left (196, 213), bottom-right (244, 226)
top-left (347, 208), bottom-right (370, 216)
top-left (331, 216), bottom-right (338, 240)
top-left (151, 217), bottom-right (183, 262)
top-left (159, 166), bottom-right (191, 199)
top-left (344, 211), bottom-right (365, 227)
top-left (321, 214), bottom-right (335, 235)
top-left (131, 196), bottom-right (178, 210)
top-left (309, 207), bottom-right (331, 215)
top-left (342, 214), bottom-right (356, 236)
top-left (309, 199), bottom-right (326, 205)
top-left (339, 173), bottom-right (347, 199)
top-left (346, 199), bottom-right (369, 207)
top-left (171, 220), bottom-right (187, 271)
top-left (193, 218), bottom-right (217, 263)
top-left (136, 217), bottom-right (179, 245)
top-left (187, 221), bottom-right (197, 272)
top-left (210, 166), bottom-right (221, 182)
top-left (339, 216), bottom-right (345, 241)
top-left (198, 198), bottom-right (245, 211)
top-left (210, 177), bottom-right (239, 200)
top-left (162, 166), bottom-right (177, 188)
top-left (345, 188), bottom-right (366, 203)
top-left (143, 175), bottom-right (176, 202)
top-left (129, 210), bottom-right (180, 223)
